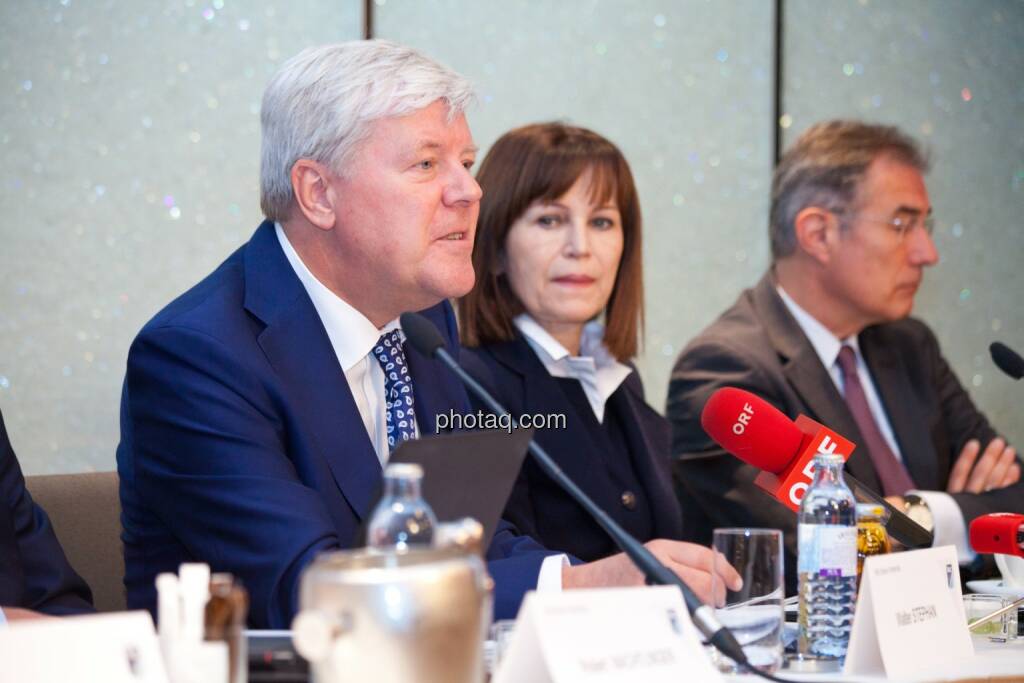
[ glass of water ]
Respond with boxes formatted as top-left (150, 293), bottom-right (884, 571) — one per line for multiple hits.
top-left (710, 528), bottom-right (785, 674)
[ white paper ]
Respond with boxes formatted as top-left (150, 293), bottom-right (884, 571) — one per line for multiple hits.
top-left (845, 545), bottom-right (973, 680)
top-left (0, 610), bottom-right (168, 683)
top-left (493, 586), bottom-right (723, 683)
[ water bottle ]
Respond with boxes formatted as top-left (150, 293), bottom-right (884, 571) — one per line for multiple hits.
top-left (367, 463), bottom-right (437, 550)
top-left (797, 452), bottom-right (857, 662)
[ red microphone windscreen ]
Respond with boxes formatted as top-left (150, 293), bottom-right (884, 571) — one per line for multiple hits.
top-left (969, 513), bottom-right (1024, 556)
top-left (700, 387), bottom-right (805, 474)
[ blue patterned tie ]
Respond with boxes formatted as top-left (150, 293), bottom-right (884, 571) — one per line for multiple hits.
top-left (371, 329), bottom-right (417, 452)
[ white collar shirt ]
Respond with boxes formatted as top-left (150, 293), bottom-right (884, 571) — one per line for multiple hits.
top-left (275, 223), bottom-right (416, 466)
top-left (776, 285), bottom-right (973, 562)
top-left (513, 314), bottom-right (632, 424)
top-left (776, 285), bottom-right (903, 461)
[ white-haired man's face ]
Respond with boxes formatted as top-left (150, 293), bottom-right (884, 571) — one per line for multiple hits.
top-left (324, 100), bottom-right (481, 322)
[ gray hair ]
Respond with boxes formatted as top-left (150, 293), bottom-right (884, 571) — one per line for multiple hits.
top-left (769, 120), bottom-right (930, 260)
top-left (259, 40), bottom-right (475, 221)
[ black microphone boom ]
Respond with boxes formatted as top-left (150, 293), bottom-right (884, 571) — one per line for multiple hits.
top-left (400, 312), bottom-right (750, 668)
top-left (991, 341), bottom-right (1024, 380)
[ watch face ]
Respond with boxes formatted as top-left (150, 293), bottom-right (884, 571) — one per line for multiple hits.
top-left (905, 504), bottom-right (934, 533)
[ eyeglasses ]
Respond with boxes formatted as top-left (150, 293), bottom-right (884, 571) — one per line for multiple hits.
top-left (849, 210), bottom-right (935, 240)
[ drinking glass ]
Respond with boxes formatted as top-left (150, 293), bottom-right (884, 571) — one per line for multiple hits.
top-left (710, 528), bottom-right (785, 673)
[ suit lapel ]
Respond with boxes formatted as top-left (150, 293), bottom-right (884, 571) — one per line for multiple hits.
top-left (404, 303), bottom-right (470, 437)
top-left (751, 275), bottom-right (880, 490)
top-left (859, 328), bottom-right (938, 489)
top-left (489, 338), bottom-right (607, 497)
top-left (243, 222), bottom-right (382, 520)
top-left (611, 380), bottom-right (682, 538)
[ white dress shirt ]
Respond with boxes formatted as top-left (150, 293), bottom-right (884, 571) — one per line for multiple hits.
top-left (276, 223), bottom-right (417, 466)
top-left (514, 314), bottom-right (633, 423)
top-left (277, 225), bottom-right (563, 588)
top-left (777, 285), bottom-right (973, 562)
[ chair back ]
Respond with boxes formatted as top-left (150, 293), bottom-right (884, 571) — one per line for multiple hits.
top-left (25, 471), bottom-right (125, 612)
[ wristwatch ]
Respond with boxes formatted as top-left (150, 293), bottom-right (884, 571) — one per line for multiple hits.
top-left (902, 493), bottom-right (934, 533)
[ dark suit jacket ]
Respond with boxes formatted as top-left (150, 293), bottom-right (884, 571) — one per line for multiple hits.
top-left (462, 334), bottom-right (684, 562)
top-left (0, 410), bottom-right (93, 614)
top-left (117, 221), bottom-right (555, 628)
top-left (667, 273), bottom-right (1024, 593)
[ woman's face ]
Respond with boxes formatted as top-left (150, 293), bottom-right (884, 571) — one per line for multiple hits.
top-left (502, 170), bottom-right (624, 343)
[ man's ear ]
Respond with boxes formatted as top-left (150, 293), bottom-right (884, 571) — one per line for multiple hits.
top-left (793, 206), bottom-right (840, 264)
top-left (290, 160), bottom-right (337, 230)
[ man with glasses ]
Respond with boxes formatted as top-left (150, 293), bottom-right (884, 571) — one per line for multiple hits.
top-left (667, 120), bottom-right (1023, 591)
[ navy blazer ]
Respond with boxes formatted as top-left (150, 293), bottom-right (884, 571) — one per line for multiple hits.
top-left (0, 409), bottom-right (93, 614)
top-left (117, 221), bottom-right (554, 628)
top-left (461, 335), bottom-right (684, 561)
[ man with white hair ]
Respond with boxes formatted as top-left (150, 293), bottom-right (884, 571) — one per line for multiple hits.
top-left (117, 40), bottom-right (734, 628)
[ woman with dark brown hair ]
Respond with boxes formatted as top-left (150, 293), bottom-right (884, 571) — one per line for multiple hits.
top-left (459, 122), bottom-right (693, 563)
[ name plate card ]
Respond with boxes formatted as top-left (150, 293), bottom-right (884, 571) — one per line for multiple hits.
top-left (0, 610), bottom-right (168, 683)
top-left (493, 586), bottom-right (723, 683)
top-left (845, 545), bottom-right (973, 679)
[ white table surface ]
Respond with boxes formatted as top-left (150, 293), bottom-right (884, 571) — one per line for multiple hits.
top-left (725, 637), bottom-right (1024, 682)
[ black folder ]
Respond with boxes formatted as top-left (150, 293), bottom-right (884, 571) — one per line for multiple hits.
top-left (354, 427), bottom-right (535, 549)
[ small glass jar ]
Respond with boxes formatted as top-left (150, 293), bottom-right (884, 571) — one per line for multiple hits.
top-left (964, 593), bottom-right (1018, 641)
top-left (856, 503), bottom-right (891, 590)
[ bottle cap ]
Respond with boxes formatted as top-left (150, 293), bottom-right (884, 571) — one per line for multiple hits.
top-left (856, 502), bottom-right (886, 520)
top-left (383, 462), bottom-right (423, 479)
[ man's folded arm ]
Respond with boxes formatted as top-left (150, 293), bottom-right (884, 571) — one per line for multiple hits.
top-left (922, 323), bottom-right (1024, 521)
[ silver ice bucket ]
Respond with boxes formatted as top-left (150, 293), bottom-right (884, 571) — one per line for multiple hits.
top-left (291, 546), bottom-right (493, 683)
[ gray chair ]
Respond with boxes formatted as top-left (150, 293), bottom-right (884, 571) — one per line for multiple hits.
top-left (25, 471), bottom-right (125, 612)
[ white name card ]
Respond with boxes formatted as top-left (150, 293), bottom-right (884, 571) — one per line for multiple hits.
top-left (845, 545), bottom-right (973, 679)
top-left (493, 586), bottom-right (723, 683)
top-left (0, 610), bottom-right (168, 683)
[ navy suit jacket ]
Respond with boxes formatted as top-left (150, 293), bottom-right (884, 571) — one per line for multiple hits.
top-left (117, 221), bottom-right (555, 628)
top-left (0, 409), bottom-right (93, 614)
top-left (461, 335), bottom-right (684, 562)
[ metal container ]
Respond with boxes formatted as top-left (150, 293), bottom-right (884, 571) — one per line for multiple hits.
top-left (291, 546), bottom-right (492, 683)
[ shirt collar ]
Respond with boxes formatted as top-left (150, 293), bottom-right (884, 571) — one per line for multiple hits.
top-left (776, 284), bottom-right (860, 369)
top-left (513, 313), bottom-right (632, 422)
top-left (275, 222), bottom-right (400, 371)
top-left (513, 314), bottom-right (572, 363)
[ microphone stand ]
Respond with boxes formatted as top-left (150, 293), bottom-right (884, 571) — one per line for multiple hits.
top-left (398, 314), bottom-right (772, 674)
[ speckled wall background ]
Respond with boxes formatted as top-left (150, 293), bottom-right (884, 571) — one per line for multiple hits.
top-left (781, 0), bottom-right (1024, 470)
top-left (1, 1), bottom-right (1021, 474)
top-left (0, 1), bottom-right (363, 472)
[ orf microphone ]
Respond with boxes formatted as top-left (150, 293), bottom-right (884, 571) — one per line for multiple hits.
top-left (990, 342), bottom-right (1024, 380)
top-left (970, 513), bottom-right (1024, 557)
top-left (701, 387), bottom-right (854, 511)
top-left (400, 313), bottom-right (751, 670)
top-left (701, 387), bottom-right (933, 549)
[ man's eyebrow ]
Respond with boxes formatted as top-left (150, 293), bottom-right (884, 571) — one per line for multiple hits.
top-left (893, 205), bottom-right (932, 216)
top-left (410, 141), bottom-right (479, 155)
top-left (412, 141), bottom-right (443, 153)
